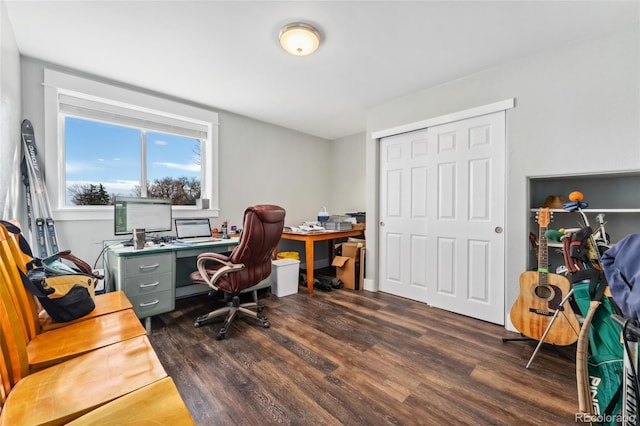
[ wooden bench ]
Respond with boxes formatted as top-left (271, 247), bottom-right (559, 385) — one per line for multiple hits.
top-left (1, 222), bottom-right (134, 334)
top-left (0, 223), bottom-right (195, 424)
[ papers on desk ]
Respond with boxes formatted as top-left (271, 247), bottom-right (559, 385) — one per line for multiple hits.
top-left (285, 227), bottom-right (319, 234)
top-left (284, 224), bottom-right (327, 233)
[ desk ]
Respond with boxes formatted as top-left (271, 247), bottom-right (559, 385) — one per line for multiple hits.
top-left (106, 239), bottom-right (239, 331)
top-left (279, 229), bottom-right (365, 293)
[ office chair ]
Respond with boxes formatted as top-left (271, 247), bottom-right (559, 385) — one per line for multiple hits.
top-left (190, 205), bottom-right (285, 339)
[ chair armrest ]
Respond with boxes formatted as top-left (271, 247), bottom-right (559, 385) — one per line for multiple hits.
top-left (196, 252), bottom-right (228, 262)
top-left (196, 254), bottom-right (245, 290)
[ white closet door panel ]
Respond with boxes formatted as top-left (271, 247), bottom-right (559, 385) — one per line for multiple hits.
top-left (438, 163), bottom-right (457, 220)
top-left (411, 234), bottom-right (428, 289)
top-left (411, 167), bottom-right (428, 218)
top-left (379, 111), bottom-right (505, 324)
top-left (469, 158), bottom-right (491, 221)
top-left (385, 233), bottom-right (402, 282)
top-left (426, 111), bottom-right (505, 324)
top-left (467, 239), bottom-right (490, 302)
top-left (436, 237), bottom-right (456, 295)
top-left (379, 130), bottom-right (429, 302)
top-left (386, 169), bottom-right (402, 217)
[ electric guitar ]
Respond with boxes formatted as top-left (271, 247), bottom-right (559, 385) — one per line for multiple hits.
top-left (510, 208), bottom-right (580, 346)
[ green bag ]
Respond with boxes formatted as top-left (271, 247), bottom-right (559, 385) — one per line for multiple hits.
top-left (587, 354), bottom-right (624, 423)
top-left (573, 280), bottom-right (624, 425)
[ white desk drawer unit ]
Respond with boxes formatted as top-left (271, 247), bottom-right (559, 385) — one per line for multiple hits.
top-left (124, 272), bottom-right (173, 297)
top-left (124, 253), bottom-right (172, 277)
top-left (106, 238), bottom-right (239, 333)
top-left (108, 251), bottom-right (175, 325)
top-left (128, 290), bottom-right (174, 318)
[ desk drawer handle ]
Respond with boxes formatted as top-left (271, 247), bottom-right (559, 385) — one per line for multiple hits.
top-left (139, 281), bottom-right (160, 288)
top-left (139, 300), bottom-right (160, 307)
top-left (138, 263), bottom-right (160, 271)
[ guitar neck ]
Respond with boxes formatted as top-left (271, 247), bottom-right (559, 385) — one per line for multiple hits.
top-left (538, 225), bottom-right (548, 284)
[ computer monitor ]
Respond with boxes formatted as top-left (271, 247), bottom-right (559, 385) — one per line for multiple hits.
top-left (113, 197), bottom-right (172, 236)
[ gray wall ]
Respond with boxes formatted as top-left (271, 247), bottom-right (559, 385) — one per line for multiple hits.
top-left (0, 0), bottom-right (22, 219)
top-left (365, 23), bottom-right (640, 325)
top-left (330, 132), bottom-right (366, 216)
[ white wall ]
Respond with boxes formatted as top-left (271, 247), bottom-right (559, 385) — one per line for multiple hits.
top-left (0, 0), bottom-right (22, 219)
top-left (216, 110), bottom-right (332, 227)
top-left (330, 132), bottom-right (366, 216)
top-left (365, 23), bottom-right (640, 322)
top-left (20, 58), bottom-right (335, 266)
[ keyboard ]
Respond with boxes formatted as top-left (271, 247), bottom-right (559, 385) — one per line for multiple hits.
top-left (175, 237), bottom-right (219, 243)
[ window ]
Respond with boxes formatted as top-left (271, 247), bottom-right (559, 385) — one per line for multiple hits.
top-left (64, 117), bottom-right (202, 206)
top-left (44, 69), bottom-right (219, 221)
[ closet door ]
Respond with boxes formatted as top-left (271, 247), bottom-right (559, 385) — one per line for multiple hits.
top-left (379, 129), bottom-right (430, 302)
top-left (379, 111), bottom-right (505, 324)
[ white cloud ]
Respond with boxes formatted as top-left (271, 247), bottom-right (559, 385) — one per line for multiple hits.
top-left (152, 161), bottom-right (200, 172)
top-left (66, 179), bottom-right (139, 197)
top-left (65, 161), bottom-right (100, 174)
top-left (154, 140), bottom-right (169, 146)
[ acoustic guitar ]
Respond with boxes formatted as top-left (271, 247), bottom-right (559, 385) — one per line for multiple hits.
top-left (510, 208), bottom-right (580, 346)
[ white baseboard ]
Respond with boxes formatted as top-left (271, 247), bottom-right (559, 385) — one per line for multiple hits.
top-left (363, 278), bottom-right (377, 292)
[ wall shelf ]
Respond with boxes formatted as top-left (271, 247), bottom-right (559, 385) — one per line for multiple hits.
top-left (528, 171), bottom-right (640, 270)
top-left (531, 208), bottom-right (640, 214)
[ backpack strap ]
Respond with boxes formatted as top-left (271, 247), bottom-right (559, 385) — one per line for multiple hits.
top-left (0, 220), bottom-right (33, 257)
top-left (569, 268), bottom-right (608, 301)
top-left (0, 220), bottom-right (39, 270)
top-left (562, 234), bottom-right (583, 274)
top-left (20, 268), bottom-right (50, 298)
top-left (45, 250), bottom-right (103, 279)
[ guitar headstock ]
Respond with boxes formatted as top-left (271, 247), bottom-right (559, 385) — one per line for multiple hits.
top-left (536, 207), bottom-right (552, 227)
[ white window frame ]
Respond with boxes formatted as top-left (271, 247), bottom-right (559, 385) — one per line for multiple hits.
top-left (43, 68), bottom-right (219, 221)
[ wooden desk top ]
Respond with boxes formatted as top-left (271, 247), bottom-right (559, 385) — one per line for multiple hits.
top-left (280, 228), bottom-right (364, 242)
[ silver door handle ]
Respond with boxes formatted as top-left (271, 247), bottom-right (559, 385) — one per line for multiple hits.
top-left (495, 226), bottom-right (503, 233)
top-left (380, 221), bottom-right (385, 227)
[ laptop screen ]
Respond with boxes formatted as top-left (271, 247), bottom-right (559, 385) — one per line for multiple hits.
top-left (175, 218), bottom-right (212, 239)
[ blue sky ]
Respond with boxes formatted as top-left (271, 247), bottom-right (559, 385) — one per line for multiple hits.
top-left (65, 117), bottom-right (200, 202)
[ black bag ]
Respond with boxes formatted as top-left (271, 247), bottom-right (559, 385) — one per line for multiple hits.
top-left (0, 220), bottom-right (99, 323)
top-left (23, 266), bottom-right (97, 323)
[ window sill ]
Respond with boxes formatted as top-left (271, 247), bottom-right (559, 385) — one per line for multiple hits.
top-left (53, 207), bottom-right (219, 222)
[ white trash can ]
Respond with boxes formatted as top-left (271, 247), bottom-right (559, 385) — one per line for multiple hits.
top-left (271, 258), bottom-right (300, 297)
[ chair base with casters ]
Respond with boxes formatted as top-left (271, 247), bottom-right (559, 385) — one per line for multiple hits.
top-left (194, 292), bottom-right (270, 340)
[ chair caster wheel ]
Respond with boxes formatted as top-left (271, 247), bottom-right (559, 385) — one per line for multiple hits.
top-left (216, 332), bottom-right (225, 340)
top-left (257, 306), bottom-right (264, 313)
top-left (262, 320), bottom-right (270, 328)
top-left (194, 321), bottom-right (201, 328)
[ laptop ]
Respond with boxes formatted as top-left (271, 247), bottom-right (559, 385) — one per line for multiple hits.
top-left (174, 218), bottom-right (217, 243)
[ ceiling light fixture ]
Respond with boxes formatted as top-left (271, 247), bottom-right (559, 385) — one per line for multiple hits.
top-left (279, 22), bottom-right (320, 56)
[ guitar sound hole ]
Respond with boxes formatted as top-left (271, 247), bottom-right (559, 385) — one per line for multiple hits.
top-left (534, 286), bottom-right (553, 299)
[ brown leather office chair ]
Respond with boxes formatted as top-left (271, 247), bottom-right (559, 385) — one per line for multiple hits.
top-left (190, 205), bottom-right (285, 339)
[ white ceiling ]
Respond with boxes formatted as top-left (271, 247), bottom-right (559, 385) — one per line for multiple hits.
top-left (5, 1), bottom-right (639, 140)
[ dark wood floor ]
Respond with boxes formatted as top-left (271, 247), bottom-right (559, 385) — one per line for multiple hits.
top-left (148, 288), bottom-right (579, 425)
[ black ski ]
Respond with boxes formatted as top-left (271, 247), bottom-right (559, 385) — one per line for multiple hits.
top-left (21, 119), bottom-right (59, 257)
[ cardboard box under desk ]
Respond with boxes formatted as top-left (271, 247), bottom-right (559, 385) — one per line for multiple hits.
top-left (332, 242), bottom-right (365, 290)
